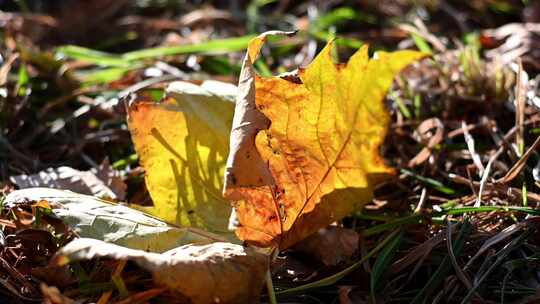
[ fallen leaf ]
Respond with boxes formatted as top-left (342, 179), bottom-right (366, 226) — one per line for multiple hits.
top-left (4, 188), bottom-right (222, 252)
top-left (224, 31), bottom-right (425, 248)
top-left (127, 80), bottom-right (235, 236)
top-left (32, 265), bottom-right (75, 289)
top-left (408, 118), bottom-right (444, 167)
top-left (53, 238), bottom-right (268, 304)
top-left (292, 226), bottom-right (359, 266)
top-left (10, 159), bottom-right (126, 200)
top-left (339, 286), bottom-right (369, 304)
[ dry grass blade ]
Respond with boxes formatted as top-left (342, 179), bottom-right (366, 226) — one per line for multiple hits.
top-left (413, 187), bottom-right (427, 213)
top-left (461, 121), bottom-right (484, 176)
top-left (0, 53), bottom-right (19, 86)
top-left (475, 148), bottom-right (503, 207)
top-left (390, 225), bottom-right (454, 274)
top-left (498, 135), bottom-right (540, 184)
top-left (462, 230), bottom-right (531, 304)
top-left (463, 223), bottom-right (523, 271)
top-left (398, 18), bottom-right (446, 52)
top-left (410, 221), bottom-right (471, 303)
top-left (445, 220), bottom-right (473, 292)
top-left (514, 59), bottom-right (526, 156)
top-left (448, 172), bottom-right (540, 202)
top-left (408, 118), bottom-right (444, 167)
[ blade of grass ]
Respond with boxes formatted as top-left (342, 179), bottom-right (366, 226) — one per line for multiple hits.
top-left (254, 60), bottom-right (273, 77)
top-left (111, 260), bottom-right (128, 298)
top-left (391, 90), bottom-right (412, 119)
top-left (441, 205), bottom-right (540, 216)
top-left (122, 35), bottom-right (256, 61)
top-left (498, 135), bottom-right (540, 184)
top-left (364, 205), bottom-right (535, 240)
top-left (501, 255), bottom-right (540, 303)
top-left (411, 33), bottom-right (433, 54)
top-left (522, 183), bottom-right (528, 206)
top-left (59, 35), bottom-right (258, 65)
top-left (75, 67), bottom-right (135, 86)
top-left (401, 169), bottom-right (457, 195)
top-left (464, 223), bottom-right (522, 271)
top-left (57, 34), bottom-right (259, 77)
top-left (411, 219), bottom-right (471, 303)
top-left (313, 7), bottom-right (360, 30)
top-left (413, 94), bottom-right (421, 118)
top-left (371, 231), bottom-right (403, 299)
top-left (461, 230), bottom-right (531, 303)
top-left (56, 46), bottom-right (130, 67)
top-left (201, 57), bottom-right (241, 75)
top-left (362, 214), bottom-right (423, 237)
top-left (309, 30), bottom-right (363, 49)
top-left (16, 63), bottom-right (29, 96)
top-left (446, 220), bottom-right (473, 291)
top-left (266, 270), bottom-right (277, 304)
top-left (355, 212), bottom-right (389, 222)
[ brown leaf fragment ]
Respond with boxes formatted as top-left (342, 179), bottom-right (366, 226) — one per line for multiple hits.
top-left (223, 32), bottom-right (293, 197)
top-left (408, 118), bottom-right (444, 167)
top-left (339, 286), bottom-right (369, 304)
top-left (5, 188), bottom-right (221, 252)
top-left (483, 23), bottom-right (540, 70)
top-left (32, 265), bottom-right (75, 289)
top-left (54, 238), bottom-right (269, 304)
top-left (10, 160), bottom-right (126, 200)
top-left (292, 226), bottom-right (359, 266)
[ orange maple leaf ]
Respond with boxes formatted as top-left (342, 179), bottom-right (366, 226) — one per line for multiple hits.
top-left (224, 31), bottom-right (425, 249)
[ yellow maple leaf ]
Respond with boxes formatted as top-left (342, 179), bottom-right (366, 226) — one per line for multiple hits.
top-left (127, 81), bottom-right (235, 236)
top-left (224, 32), bottom-right (425, 249)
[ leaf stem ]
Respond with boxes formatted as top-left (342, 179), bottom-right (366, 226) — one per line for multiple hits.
top-left (266, 270), bottom-right (278, 304)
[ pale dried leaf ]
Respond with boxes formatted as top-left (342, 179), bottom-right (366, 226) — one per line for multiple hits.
top-left (10, 161), bottom-right (125, 200)
top-left (293, 227), bottom-right (359, 266)
top-left (4, 188), bottom-right (222, 252)
top-left (54, 238), bottom-right (268, 304)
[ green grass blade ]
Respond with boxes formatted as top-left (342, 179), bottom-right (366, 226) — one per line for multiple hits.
top-left (56, 45), bottom-right (129, 67)
top-left (57, 35), bottom-right (257, 69)
top-left (401, 169), bottom-right (456, 195)
top-left (122, 35), bottom-right (256, 61)
top-left (255, 60), bottom-right (273, 77)
top-left (411, 33), bottom-right (433, 54)
top-left (112, 154), bottom-right (139, 169)
top-left (362, 214), bottom-right (423, 237)
top-left (371, 231), bottom-right (403, 297)
top-left (314, 7), bottom-right (358, 30)
top-left (75, 67), bottom-right (134, 86)
top-left (391, 90), bottom-right (412, 119)
top-left (17, 63), bottom-right (29, 96)
top-left (441, 206), bottom-right (540, 216)
top-left (309, 30), bottom-right (363, 49)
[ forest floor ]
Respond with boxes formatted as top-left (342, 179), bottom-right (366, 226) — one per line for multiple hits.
top-left (2, 1), bottom-right (540, 303)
